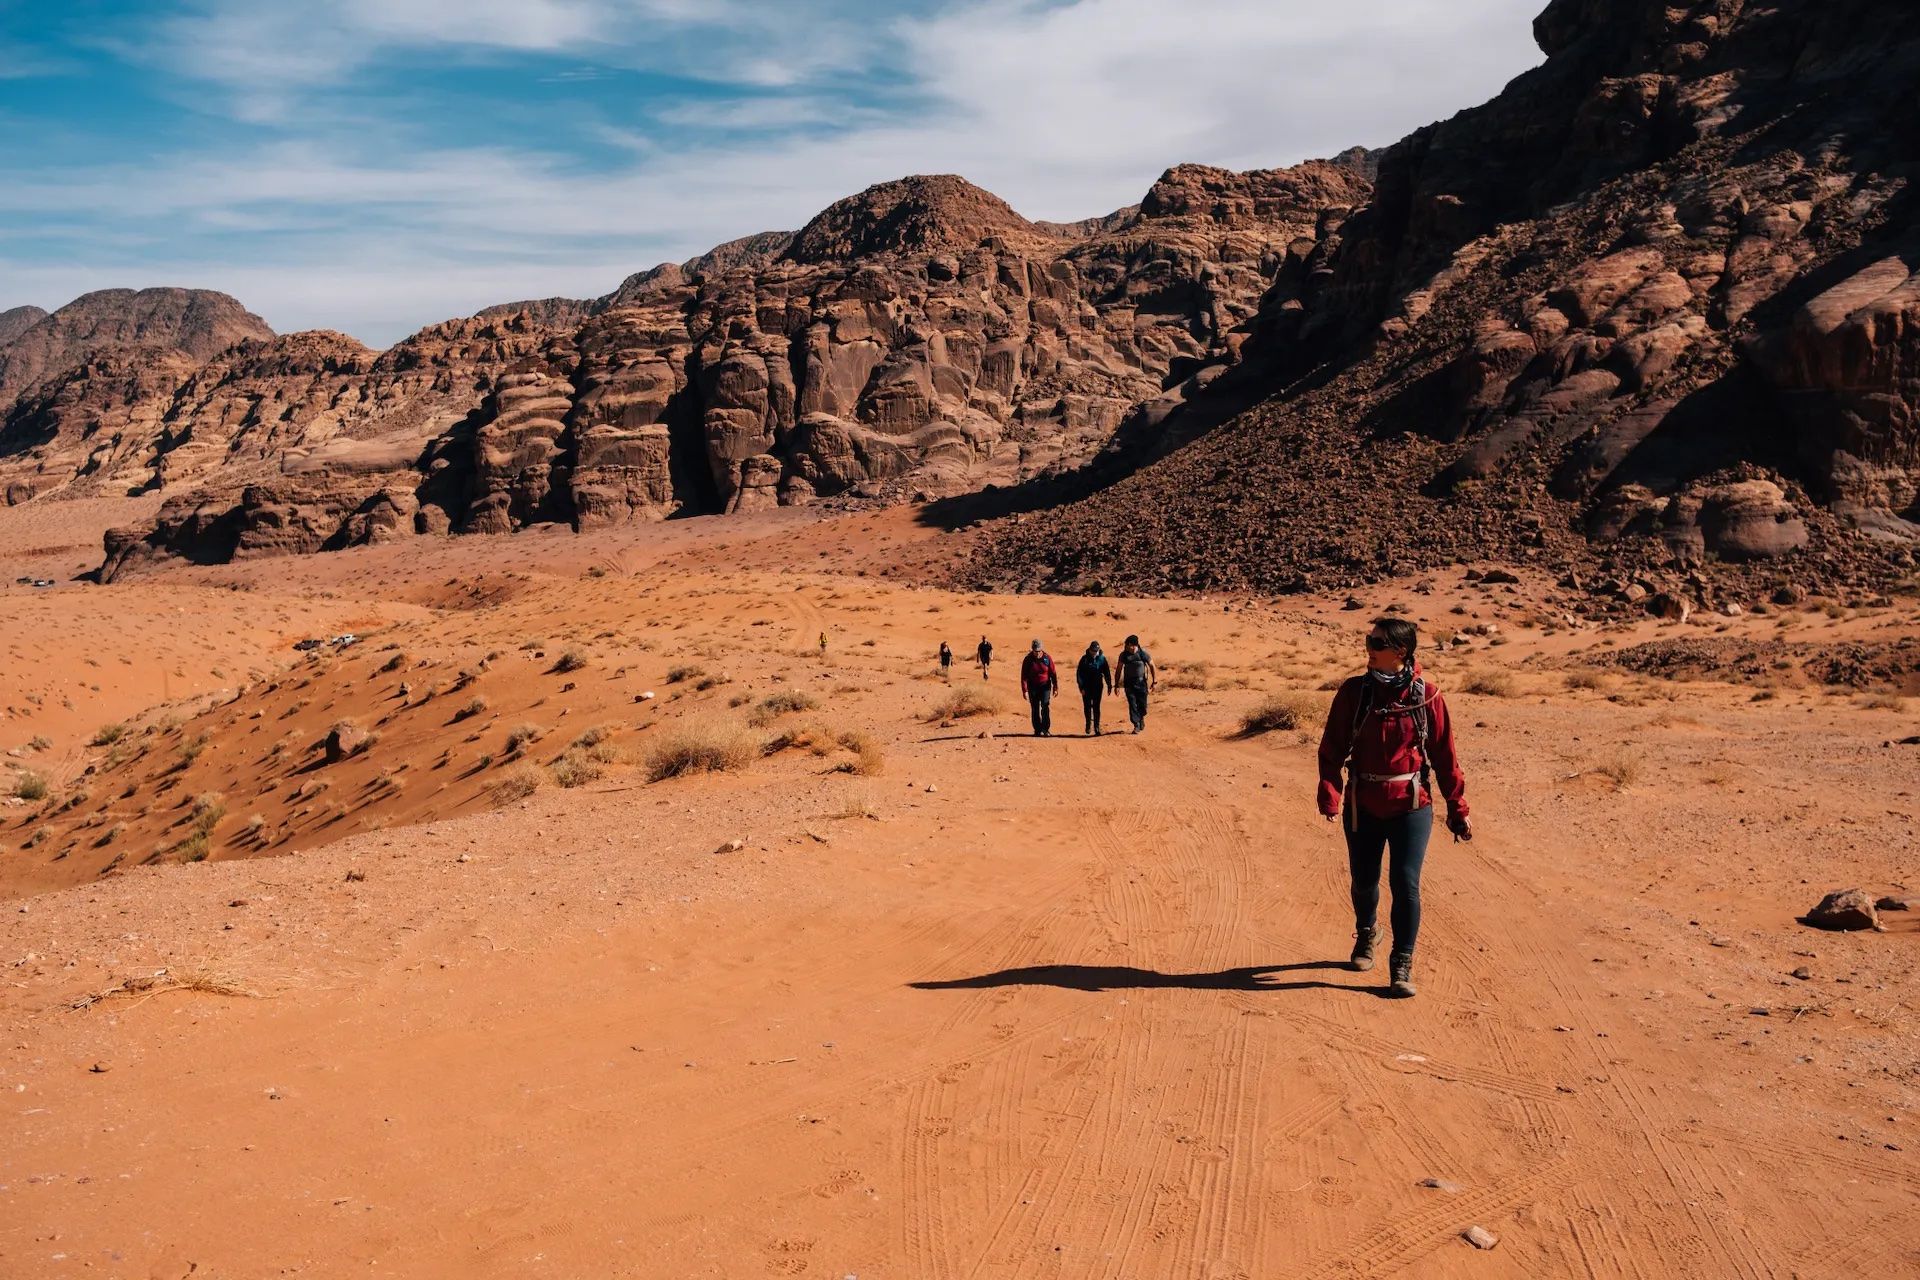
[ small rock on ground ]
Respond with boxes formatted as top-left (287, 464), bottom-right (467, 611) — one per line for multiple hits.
top-left (1463, 1225), bottom-right (1499, 1250)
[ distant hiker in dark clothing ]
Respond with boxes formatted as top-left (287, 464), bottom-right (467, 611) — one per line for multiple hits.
top-left (1117, 635), bottom-right (1155, 733)
top-left (938, 641), bottom-right (953, 676)
top-left (1316, 617), bottom-right (1470, 1000)
top-left (977, 636), bottom-right (993, 680)
top-left (1020, 639), bottom-right (1059, 736)
top-left (1076, 641), bottom-right (1113, 736)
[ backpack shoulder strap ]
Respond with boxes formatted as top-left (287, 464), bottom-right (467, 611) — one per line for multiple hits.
top-left (1410, 676), bottom-right (1434, 792)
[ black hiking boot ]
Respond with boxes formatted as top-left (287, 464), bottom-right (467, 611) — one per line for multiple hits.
top-left (1388, 953), bottom-right (1416, 998)
top-left (1349, 925), bottom-right (1381, 972)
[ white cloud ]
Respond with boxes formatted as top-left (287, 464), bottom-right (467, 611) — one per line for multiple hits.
top-left (12, 0), bottom-right (1547, 346)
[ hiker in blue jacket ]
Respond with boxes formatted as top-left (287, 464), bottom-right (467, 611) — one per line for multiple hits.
top-left (1076, 641), bottom-right (1114, 736)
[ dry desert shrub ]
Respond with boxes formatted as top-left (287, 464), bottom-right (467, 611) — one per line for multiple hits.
top-left (1460, 669), bottom-right (1519, 697)
top-left (547, 751), bottom-right (604, 789)
top-left (504, 723), bottom-right (544, 754)
top-left (1592, 749), bottom-right (1643, 789)
top-left (831, 728), bottom-right (885, 776)
top-left (489, 765), bottom-right (544, 805)
top-left (13, 771), bottom-right (48, 802)
top-left (748, 689), bottom-right (819, 726)
top-left (666, 664), bottom-right (704, 684)
top-left (1858, 693), bottom-right (1906, 711)
top-left (190, 792), bottom-right (226, 833)
top-left (455, 695), bottom-right (488, 721)
top-left (551, 648), bottom-right (590, 674)
top-left (1563, 670), bottom-right (1608, 691)
top-left (833, 788), bottom-right (879, 820)
top-left (646, 717), bottom-right (757, 782)
top-left (568, 725), bottom-right (626, 764)
top-left (928, 685), bottom-right (1007, 720)
top-left (1238, 693), bottom-right (1323, 736)
top-left (90, 722), bottom-right (127, 747)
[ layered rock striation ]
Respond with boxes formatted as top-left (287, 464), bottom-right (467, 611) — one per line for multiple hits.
top-left (57, 168), bottom-right (1366, 578)
top-left (977, 0), bottom-right (1920, 603)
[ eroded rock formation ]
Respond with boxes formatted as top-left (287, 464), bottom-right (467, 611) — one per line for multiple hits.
top-left (978, 0), bottom-right (1920, 605)
top-left (74, 167), bottom-right (1366, 578)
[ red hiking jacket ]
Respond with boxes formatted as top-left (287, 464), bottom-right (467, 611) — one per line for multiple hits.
top-left (1316, 668), bottom-right (1468, 821)
top-left (1020, 651), bottom-right (1059, 697)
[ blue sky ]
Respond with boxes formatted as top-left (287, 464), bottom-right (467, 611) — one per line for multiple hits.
top-left (1, 0), bottom-right (1545, 348)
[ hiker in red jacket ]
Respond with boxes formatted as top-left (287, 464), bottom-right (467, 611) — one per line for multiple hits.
top-left (1019, 639), bottom-right (1060, 737)
top-left (1316, 617), bottom-right (1471, 998)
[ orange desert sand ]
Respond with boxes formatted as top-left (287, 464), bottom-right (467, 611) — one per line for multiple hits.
top-left (2, 503), bottom-right (1915, 1278)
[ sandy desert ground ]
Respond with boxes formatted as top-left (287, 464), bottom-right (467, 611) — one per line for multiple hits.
top-left (1, 503), bottom-right (1916, 1278)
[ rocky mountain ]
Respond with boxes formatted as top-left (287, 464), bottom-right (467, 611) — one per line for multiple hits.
top-left (0, 306), bottom-right (50, 346)
top-left (0, 289), bottom-right (277, 505)
top-left (66, 164), bottom-right (1364, 578)
top-left (974, 0), bottom-right (1920, 607)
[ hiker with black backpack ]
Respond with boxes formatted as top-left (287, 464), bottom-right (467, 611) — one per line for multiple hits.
top-left (976, 636), bottom-right (993, 680)
top-left (1315, 617), bottom-right (1470, 999)
top-left (1117, 635), bottom-right (1155, 733)
top-left (938, 641), bottom-right (953, 677)
top-left (1019, 639), bottom-right (1060, 737)
top-left (1075, 640), bottom-right (1113, 736)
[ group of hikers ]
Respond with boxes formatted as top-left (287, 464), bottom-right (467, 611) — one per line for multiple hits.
top-left (940, 635), bottom-right (1157, 737)
top-left (937, 617), bottom-right (1470, 999)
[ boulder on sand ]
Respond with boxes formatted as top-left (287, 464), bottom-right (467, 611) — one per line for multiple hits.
top-left (1802, 888), bottom-right (1879, 931)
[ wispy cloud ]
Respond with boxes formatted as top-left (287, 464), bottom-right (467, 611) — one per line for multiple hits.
top-left (5, 0), bottom-right (1545, 346)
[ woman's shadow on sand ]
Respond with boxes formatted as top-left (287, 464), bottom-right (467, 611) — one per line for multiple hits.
top-left (909, 961), bottom-right (1393, 997)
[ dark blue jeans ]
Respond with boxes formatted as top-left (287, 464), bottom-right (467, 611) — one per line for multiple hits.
top-left (1345, 805), bottom-right (1432, 959)
top-left (1028, 688), bottom-right (1052, 735)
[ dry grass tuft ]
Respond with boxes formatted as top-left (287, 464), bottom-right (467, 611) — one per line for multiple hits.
top-left (1592, 749), bottom-right (1643, 789)
top-left (551, 648), bottom-right (589, 674)
top-left (489, 765), bottom-right (544, 805)
top-left (927, 685), bottom-right (1008, 721)
top-left (748, 689), bottom-right (819, 726)
top-left (646, 717), bottom-right (758, 782)
top-left (1460, 669), bottom-right (1519, 698)
top-left (832, 788), bottom-right (879, 820)
top-left (1562, 670), bottom-right (1608, 691)
top-left (70, 968), bottom-right (266, 1010)
top-left (1238, 693), bottom-right (1322, 736)
top-left (665, 664), bottom-right (704, 684)
top-left (13, 771), bottom-right (48, 802)
top-left (547, 751), bottom-right (605, 789)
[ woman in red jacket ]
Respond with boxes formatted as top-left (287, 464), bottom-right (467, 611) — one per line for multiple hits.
top-left (1316, 617), bottom-right (1471, 998)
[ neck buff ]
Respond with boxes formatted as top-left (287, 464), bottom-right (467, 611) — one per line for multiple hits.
top-left (1368, 664), bottom-right (1413, 691)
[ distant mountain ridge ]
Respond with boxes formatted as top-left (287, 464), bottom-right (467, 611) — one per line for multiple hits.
top-left (5, 0), bottom-right (1915, 612)
top-left (0, 161), bottom-right (1368, 576)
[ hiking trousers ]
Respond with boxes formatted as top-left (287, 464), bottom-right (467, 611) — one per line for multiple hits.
top-left (1028, 687), bottom-right (1053, 735)
top-left (1124, 681), bottom-right (1149, 731)
top-left (1080, 688), bottom-right (1103, 734)
top-left (1345, 804), bottom-right (1433, 959)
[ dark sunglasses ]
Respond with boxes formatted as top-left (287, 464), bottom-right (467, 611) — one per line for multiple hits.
top-left (1365, 634), bottom-right (1396, 651)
